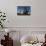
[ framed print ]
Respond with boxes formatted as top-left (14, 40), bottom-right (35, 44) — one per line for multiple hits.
top-left (17, 6), bottom-right (32, 16)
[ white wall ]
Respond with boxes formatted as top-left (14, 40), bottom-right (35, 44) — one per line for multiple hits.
top-left (32, 0), bottom-right (46, 27)
top-left (0, 0), bottom-right (46, 27)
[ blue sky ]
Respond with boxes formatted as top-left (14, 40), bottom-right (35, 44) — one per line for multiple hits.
top-left (17, 6), bottom-right (31, 14)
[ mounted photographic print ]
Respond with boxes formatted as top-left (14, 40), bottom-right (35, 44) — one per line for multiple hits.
top-left (17, 6), bottom-right (31, 16)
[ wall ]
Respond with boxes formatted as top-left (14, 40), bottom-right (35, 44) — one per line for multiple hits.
top-left (0, 0), bottom-right (46, 27)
